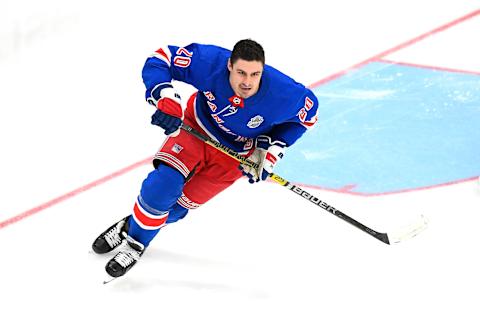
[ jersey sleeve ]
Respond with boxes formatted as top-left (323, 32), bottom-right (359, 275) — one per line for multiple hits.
top-left (268, 89), bottom-right (319, 147)
top-left (141, 43), bottom-right (226, 103)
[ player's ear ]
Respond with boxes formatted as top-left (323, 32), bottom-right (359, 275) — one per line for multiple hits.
top-left (227, 58), bottom-right (233, 72)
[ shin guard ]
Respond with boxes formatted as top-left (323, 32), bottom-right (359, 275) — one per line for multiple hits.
top-left (128, 165), bottom-right (184, 246)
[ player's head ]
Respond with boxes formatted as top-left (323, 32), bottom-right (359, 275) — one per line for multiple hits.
top-left (228, 39), bottom-right (265, 99)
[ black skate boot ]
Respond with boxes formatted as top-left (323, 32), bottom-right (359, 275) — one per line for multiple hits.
top-left (105, 235), bottom-right (145, 278)
top-left (92, 215), bottom-right (130, 254)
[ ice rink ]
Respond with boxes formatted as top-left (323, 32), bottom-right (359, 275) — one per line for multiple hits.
top-left (1, 1), bottom-right (479, 312)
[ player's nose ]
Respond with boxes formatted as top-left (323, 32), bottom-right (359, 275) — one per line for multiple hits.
top-left (241, 77), bottom-right (251, 86)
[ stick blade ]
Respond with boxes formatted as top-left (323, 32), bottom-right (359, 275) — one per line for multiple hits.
top-left (388, 215), bottom-right (429, 244)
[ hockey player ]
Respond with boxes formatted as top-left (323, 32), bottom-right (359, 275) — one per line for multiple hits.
top-left (92, 39), bottom-right (319, 278)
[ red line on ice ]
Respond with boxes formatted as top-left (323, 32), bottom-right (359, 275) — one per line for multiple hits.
top-left (310, 9), bottom-right (480, 87)
top-left (290, 176), bottom-right (479, 197)
top-left (0, 157), bottom-right (152, 230)
top-left (378, 59), bottom-right (480, 76)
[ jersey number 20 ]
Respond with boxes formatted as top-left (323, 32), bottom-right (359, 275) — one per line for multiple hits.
top-left (174, 47), bottom-right (193, 68)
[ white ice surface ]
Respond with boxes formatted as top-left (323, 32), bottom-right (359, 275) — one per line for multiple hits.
top-left (1, 1), bottom-right (479, 312)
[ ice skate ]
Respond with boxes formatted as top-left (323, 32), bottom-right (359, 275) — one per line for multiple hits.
top-left (92, 215), bottom-right (129, 254)
top-left (105, 235), bottom-right (145, 278)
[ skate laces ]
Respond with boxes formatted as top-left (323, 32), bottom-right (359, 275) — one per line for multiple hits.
top-left (104, 221), bottom-right (125, 248)
top-left (114, 236), bottom-right (144, 268)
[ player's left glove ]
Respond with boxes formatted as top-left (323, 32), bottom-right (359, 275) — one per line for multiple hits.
top-left (148, 87), bottom-right (183, 137)
top-left (240, 135), bottom-right (286, 183)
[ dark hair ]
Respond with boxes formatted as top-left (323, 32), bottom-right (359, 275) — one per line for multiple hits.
top-left (230, 39), bottom-right (265, 65)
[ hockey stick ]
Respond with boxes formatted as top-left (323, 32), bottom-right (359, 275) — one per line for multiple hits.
top-left (180, 124), bottom-right (428, 244)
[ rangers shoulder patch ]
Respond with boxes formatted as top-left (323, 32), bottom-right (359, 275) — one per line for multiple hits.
top-left (247, 115), bottom-right (264, 128)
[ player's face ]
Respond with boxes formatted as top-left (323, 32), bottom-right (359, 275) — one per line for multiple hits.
top-left (228, 58), bottom-right (263, 99)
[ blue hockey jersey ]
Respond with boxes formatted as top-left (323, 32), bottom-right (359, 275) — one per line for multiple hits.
top-left (142, 43), bottom-right (318, 153)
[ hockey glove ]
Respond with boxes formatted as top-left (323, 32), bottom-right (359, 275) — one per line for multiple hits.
top-left (240, 135), bottom-right (286, 183)
top-left (149, 87), bottom-right (183, 137)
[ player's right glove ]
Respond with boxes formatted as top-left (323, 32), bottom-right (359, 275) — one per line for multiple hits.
top-left (240, 135), bottom-right (286, 183)
top-left (149, 87), bottom-right (183, 137)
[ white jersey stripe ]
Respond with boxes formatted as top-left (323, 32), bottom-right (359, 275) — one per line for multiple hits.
top-left (177, 193), bottom-right (201, 209)
top-left (150, 46), bottom-right (171, 66)
top-left (154, 152), bottom-right (190, 178)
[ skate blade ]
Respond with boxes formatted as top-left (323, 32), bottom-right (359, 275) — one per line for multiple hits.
top-left (103, 274), bottom-right (117, 285)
